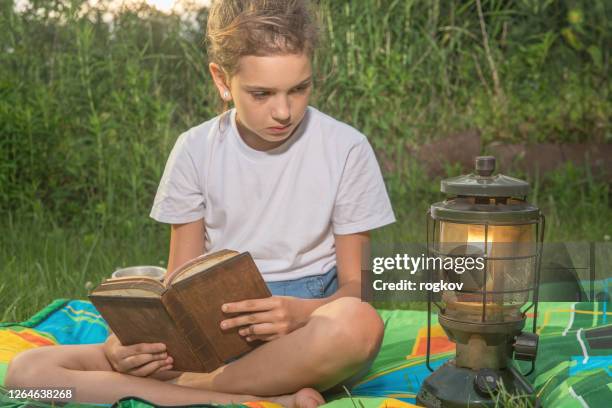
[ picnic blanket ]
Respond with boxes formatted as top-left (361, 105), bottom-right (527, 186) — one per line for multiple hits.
top-left (1, 299), bottom-right (611, 407)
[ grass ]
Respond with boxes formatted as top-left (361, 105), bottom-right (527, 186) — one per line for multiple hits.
top-left (2, 162), bottom-right (609, 322)
top-left (0, 213), bottom-right (169, 322)
top-left (490, 379), bottom-right (536, 408)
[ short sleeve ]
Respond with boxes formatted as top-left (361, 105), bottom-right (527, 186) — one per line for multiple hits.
top-left (332, 139), bottom-right (396, 234)
top-left (150, 132), bottom-right (205, 224)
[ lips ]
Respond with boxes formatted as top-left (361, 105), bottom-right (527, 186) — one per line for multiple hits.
top-left (268, 124), bottom-right (291, 130)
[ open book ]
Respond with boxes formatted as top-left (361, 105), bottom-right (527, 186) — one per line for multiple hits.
top-left (89, 250), bottom-right (271, 372)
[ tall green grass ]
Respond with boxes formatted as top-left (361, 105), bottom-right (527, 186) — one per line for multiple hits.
top-left (2, 162), bottom-right (608, 321)
top-left (0, 212), bottom-right (169, 321)
top-left (1, 0), bottom-right (610, 320)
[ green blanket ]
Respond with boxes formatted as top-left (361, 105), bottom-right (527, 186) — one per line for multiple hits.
top-left (1, 300), bottom-right (610, 407)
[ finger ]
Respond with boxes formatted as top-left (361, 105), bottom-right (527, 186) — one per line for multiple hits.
top-left (157, 364), bottom-right (173, 373)
top-left (119, 352), bottom-right (168, 371)
top-left (222, 297), bottom-right (278, 314)
top-left (246, 334), bottom-right (279, 342)
top-left (220, 311), bottom-right (275, 330)
top-left (118, 342), bottom-right (166, 360)
top-left (239, 323), bottom-right (278, 337)
top-left (127, 357), bottom-right (173, 377)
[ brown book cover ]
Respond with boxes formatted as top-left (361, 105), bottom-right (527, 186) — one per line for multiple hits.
top-left (89, 250), bottom-right (271, 372)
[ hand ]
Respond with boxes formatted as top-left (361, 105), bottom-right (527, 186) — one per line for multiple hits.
top-left (103, 333), bottom-right (173, 376)
top-left (220, 296), bottom-right (310, 342)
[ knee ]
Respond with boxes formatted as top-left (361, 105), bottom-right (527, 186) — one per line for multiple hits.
top-left (314, 297), bottom-right (384, 363)
top-left (5, 349), bottom-right (39, 387)
top-left (342, 298), bottom-right (384, 361)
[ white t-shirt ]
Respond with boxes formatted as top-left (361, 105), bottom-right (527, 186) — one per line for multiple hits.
top-left (150, 106), bottom-right (395, 282)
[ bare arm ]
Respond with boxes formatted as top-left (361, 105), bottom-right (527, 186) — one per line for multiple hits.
top-left (166, 218), bottom-right (206, 275)
top-left (334, 231), bottom-right (369, 297)
top-left (299, 231), bottom-right (369, 312)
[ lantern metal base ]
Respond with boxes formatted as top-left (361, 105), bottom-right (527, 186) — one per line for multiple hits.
top-left (416, 360), bottom-right (537, 408)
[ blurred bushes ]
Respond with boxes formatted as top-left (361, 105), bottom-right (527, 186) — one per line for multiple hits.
top-left (0, 0), bottom-right (609, 228)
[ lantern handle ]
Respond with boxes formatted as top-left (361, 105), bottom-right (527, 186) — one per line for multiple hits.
top-left (425, 209), bottom-right (434, 372)
top-left (531, 213), bottom-right (545, 334)
top-left (426, 288), bottom-right (434, 372)
top-left (523, 213), bottom-right (545, 377)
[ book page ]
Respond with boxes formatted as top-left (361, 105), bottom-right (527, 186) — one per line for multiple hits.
top-left (168, 250), bottom-right (240, 285)
top-left (94, 288), bottom-right (160, 297)
top-left (93, 277), bottom-right (165, 297)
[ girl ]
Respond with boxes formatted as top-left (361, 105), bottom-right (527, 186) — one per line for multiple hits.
top-left (6, 1), bottom-right (395, 406)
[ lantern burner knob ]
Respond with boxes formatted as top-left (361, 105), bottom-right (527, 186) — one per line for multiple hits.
top-left (473, 368), bottom-right (501, 397)
top-left (475, 156), bottom-right (496, 177)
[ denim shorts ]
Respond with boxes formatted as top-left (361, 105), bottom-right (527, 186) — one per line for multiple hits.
top-left (266, 266), bottom-right (338, 298)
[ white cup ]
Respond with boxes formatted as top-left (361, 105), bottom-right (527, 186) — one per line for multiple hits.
top-left (111, 266), bottom-right (166, 281)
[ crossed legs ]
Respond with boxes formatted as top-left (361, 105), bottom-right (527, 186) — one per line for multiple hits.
top-left (6, 297), bottom-right (383, 405)
top-left (4, 343), bottom-right (275, 405)
top-left (174, 297), bottom-right (384, 395)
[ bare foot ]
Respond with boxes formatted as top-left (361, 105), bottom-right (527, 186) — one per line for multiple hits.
top-left (272, 387), bottom-right (325, 408)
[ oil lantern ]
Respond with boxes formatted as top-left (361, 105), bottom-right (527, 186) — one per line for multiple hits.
top-left (416, 156), bottom-right (544, 407)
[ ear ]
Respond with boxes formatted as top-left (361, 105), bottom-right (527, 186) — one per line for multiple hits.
top-left (209, 63), bottom-right (231, 101)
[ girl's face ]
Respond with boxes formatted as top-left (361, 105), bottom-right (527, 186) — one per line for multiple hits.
top-left (212, 53), bottom-right (312, 151)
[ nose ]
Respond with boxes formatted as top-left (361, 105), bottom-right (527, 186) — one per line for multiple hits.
top-left (271, 94), bottom-right (291, 124)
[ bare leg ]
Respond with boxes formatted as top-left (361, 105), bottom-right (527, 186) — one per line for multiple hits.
top-left (5, 344), bottom-right (323, 407)
top-left (176, 297), bottom-right (384, 396)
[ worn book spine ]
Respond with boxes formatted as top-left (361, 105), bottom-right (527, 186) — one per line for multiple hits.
top-left (162, 289), bottom-right (224, 372)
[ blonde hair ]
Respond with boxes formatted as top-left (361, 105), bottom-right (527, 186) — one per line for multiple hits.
top-left (206, 0), bottom-right (319, 78)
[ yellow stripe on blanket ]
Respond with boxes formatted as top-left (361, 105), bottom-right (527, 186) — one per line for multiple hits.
top-left (377, 398), bottom-right (420, 408)
top-left (0, 329), bottom-right (57, 363)
top-left (244, 402), bottom-right (284, 408)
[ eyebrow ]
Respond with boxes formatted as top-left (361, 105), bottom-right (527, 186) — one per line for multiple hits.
top-left (243, 76), bottom-right (312, 92)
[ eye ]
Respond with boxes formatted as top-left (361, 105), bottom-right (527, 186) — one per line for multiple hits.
top-left (250, 91), bottom-right (270, 100)
top-left (291, 84), bottom-right (311, 94)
